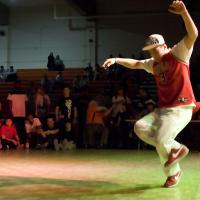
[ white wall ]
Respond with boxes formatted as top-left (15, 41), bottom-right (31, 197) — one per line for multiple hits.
top-left (1, 5), bottom-right (97, 69)
top-left (0, 25), bottom-right (8, 67)
top-left (0, 3), bottom-right (200, 69)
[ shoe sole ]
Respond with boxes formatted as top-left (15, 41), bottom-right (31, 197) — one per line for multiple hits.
top-left (165, 147), bottom-right (189, 168)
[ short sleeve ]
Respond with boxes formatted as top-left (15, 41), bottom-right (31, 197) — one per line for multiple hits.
top-left (171, 39), bottom-right (193, 64)
top-left (25, 94), bottom-right (28, 101)
top-left (7, 94), bottom-right (12, 101)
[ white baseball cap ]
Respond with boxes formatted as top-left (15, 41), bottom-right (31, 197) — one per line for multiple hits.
top-left (142, 34), bottom-right (165, 51)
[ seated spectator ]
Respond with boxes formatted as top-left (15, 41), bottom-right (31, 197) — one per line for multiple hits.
top-left (0, 118), bottom-right (20, 150)
top-left (80, 75), bottom-right (89, 90)
top-left (0, 66), bottom-right (6, 81)
top-left (0, 65), bottom-right (5, 74)
top-left (84, 63), bottom-right (94, 81)
top-left (35, 87), bottom-right (51, 123)
top-left (6, 66), bottom-right (18, 82)
top-left (52, 71), bottom-right (65, 90)
top-left (55, 71), bottom-right (64, 83)
top-left (25, 114), bottom-right (42, 149)
top-left (40, 73), bottom-right (50, 92)
top-left (54, 55), bottom-right (64, 71)
top-left (133, 88), bottom-right (152, 113)
top-left (6, 66), bottom-right (16, 74)
top-left (47, 52), bottom-right (55, 71)
top-left (72, 75), bottom-right (88, 93)
top-left (72, 75), bottom-right (82, 92)
top-left (135, 99), bottom-right (156, 119)
top-left (42, 116), bottom-right (59, 150)
top-left (54, 120), bottom-right (76, 151)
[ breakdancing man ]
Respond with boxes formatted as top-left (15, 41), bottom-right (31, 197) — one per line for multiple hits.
top-left (102, 0), bottom-right (199, 187)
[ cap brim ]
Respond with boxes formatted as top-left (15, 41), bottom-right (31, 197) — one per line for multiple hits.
top-left (142, 43), bottom-right (165, 51)
top-left (142, 44), bottom-right (160, 51)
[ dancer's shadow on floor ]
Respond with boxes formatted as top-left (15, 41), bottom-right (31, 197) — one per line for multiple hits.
top-left (0, 176), bottom-right (165, 199)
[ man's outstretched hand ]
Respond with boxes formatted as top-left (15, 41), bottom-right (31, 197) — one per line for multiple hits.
top-left (102, 58), bottom-right (115, 70)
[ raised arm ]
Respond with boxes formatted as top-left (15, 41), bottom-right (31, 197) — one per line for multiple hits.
top-left (169, 0), bottom-right (198, 49)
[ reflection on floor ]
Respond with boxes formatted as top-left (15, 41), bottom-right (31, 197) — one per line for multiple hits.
top-left (0, 149), bottom-right (199, 200)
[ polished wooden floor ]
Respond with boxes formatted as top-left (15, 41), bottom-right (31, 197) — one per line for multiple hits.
top-left (0, 149), bottom-right (199, 200)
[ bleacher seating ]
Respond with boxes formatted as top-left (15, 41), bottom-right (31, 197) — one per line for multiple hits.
top-left (17, 68), bottom-right (84, 81)
top-left (0, 68), bottom-right (85, 114)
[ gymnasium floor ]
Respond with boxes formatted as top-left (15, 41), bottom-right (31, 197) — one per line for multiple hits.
top-left (0, 149), bottom-right (199, 200)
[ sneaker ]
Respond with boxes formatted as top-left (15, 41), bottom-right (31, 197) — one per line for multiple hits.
top-left (164, 171), bottom-right (182, 188)
top-left (61, 139), bottom-right (69, 151)
top-left (54, 139), bottom-right (60, 151)
top-left (25, 142), bottom-right (29, 149)
top-left (165, 145), bottom-right (189, 167)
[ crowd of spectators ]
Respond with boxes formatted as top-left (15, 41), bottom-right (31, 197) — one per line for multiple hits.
top-left (47, 52), bottom-right (65, 71)
top-left (0, 78), bottom-right (157, 151)
top-left (0, 82), bottom-right (77, 150)
top-left (0, 66), bottom-right (17, 82)
top-left (0, 52), bottom-right (199, 151)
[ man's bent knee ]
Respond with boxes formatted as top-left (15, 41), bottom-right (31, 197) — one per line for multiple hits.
top-left (134, 120), bottom-right (148, 136)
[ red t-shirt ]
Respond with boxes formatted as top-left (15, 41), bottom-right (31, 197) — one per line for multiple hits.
top-left (1, 125), bottom-right (18, 140)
